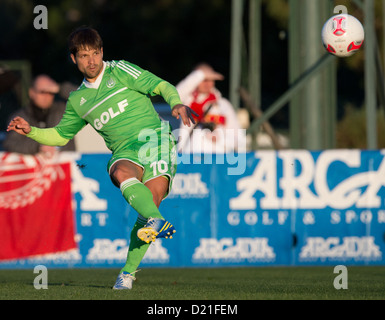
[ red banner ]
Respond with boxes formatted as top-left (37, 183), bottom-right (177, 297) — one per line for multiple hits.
top-left (0, 153), bottom-right (76, 260)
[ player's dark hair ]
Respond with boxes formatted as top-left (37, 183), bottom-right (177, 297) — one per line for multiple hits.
top-left (68, 27), bottom-right (103, 55)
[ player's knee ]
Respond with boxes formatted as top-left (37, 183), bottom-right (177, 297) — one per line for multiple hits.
top-left (110, 161), bottom-right (143, 185)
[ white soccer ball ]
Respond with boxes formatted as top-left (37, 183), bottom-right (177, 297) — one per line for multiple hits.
top-left (321, 14), bottom-right (365, 57)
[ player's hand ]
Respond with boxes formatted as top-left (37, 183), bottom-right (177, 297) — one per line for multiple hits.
top-left (171, 104), bottom-right (198, 127)
top-left (6, 116), bottom-right (32, 135)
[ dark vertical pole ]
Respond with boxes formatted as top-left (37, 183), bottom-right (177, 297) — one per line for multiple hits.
top-left (364, 0), bottom-right (377, 149)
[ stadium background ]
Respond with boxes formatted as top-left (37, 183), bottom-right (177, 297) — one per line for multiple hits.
top-left (0, 0), bottom-right (385, 299)
top-left (1, 0), bottom-right (380, 141)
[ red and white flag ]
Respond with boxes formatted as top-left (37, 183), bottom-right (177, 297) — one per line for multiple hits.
top-left (0, 152), bottom-right (77, 260)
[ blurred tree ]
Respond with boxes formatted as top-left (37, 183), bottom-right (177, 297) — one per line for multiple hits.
top-left (336, 106), bottom-right (385, 148)
top-left (0, 0), bottom-right (233, 88)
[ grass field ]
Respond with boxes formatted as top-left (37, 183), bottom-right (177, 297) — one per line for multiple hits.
top-left (0, 266), bottom-right (384, 301)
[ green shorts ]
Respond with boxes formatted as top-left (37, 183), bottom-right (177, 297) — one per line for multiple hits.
top-left (107, 123), bottom-right (177, 198)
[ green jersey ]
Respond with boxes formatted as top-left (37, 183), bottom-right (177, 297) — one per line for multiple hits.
top-left (54, 60), bottom-right (181, 154)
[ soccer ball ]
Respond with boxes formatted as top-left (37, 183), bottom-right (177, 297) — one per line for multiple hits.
top-left (321, 14), bottom-right (365, 57)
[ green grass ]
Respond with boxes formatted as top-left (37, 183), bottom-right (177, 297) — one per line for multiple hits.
top-left (0, 266), bottom-right (384, 300)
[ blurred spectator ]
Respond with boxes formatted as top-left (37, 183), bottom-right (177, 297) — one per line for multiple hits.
top-left (176, 63), bottom-right (246, 153)
top-left (3, 74), bottom-right (76, 156)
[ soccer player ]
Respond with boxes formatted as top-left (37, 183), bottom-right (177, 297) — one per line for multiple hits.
top-left (7, 27), bottom-right (197, 290)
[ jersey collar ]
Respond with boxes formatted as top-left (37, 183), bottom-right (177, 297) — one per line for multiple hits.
top-left (82, 61), bottom-right (106, 89)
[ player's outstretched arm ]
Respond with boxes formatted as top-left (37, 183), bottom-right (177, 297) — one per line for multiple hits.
top-left (7, 116), bottom-right (31, 135)
top-left (152, 81), bottom-right (198, 127)
top-left (7, 116), bottom-right (70, 147)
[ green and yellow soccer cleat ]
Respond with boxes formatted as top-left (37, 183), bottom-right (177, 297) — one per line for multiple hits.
top-left (137, 217), bottom-right (176, 243)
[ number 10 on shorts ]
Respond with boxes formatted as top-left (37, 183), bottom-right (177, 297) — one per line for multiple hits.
top-left (150, 160), bottom-right (169, 175)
